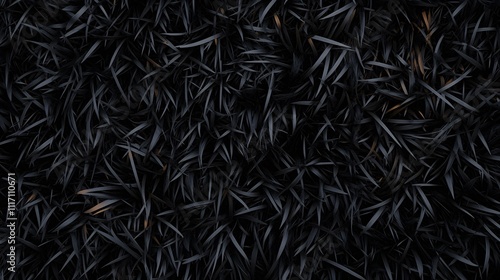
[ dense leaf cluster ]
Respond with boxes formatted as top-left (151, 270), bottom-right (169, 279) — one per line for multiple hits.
top-left (1, 0), bottom-right (500, 279)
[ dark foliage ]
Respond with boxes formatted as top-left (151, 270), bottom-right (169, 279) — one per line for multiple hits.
top-left (1, 0), bottom-right (500, 279)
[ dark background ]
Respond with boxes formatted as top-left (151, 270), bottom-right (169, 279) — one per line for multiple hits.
top-left (1, 0), bottom-right (500, 279)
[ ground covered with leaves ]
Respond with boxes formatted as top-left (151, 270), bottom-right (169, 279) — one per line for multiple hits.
top-left (1, 0), bottom-right (500, 279)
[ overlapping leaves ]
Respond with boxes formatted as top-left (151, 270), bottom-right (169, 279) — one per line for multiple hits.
top-left (1, 0), bottom-right (500, 279)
